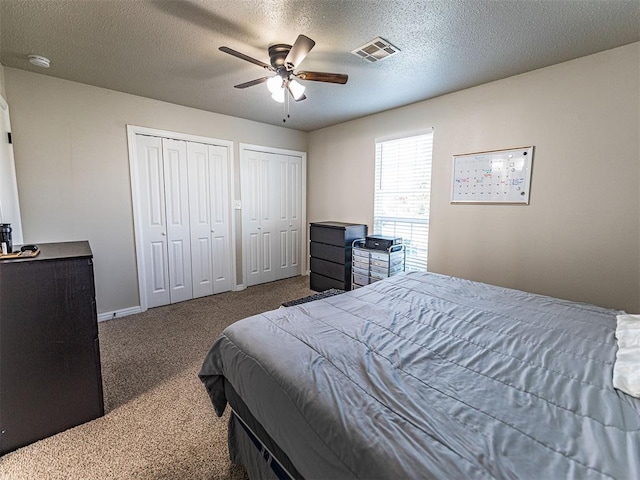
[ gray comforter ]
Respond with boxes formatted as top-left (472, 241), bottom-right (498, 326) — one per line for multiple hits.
top-left (200, 272), bottom-right (640, 479)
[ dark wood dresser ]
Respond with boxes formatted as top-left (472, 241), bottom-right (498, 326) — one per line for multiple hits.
top-left (309, 222), bottom-right (367, 291)
top-left (0, 241), bottom-right (104, 455)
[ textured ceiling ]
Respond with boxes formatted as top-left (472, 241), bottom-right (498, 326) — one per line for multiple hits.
top-left (1, 0), bottom-right (638, 132)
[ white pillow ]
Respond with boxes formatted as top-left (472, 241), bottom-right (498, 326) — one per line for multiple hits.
top-left (614, 314), bottom-right (640, 398)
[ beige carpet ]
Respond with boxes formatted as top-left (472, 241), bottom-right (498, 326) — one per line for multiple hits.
top-left (0, 276), bottom-right (313, 480)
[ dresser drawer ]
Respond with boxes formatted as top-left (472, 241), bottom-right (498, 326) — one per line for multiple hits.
top-left (310, 222), bottom-right (367, 247)
top-left (352, 248), bottom-right (369, 260)
top-left (370, 251), bottom-right (389, 261)
top-left (370, 269), bottom-right (389, 280)
top-left (310, 241), bottom-right (347, 264)
top-left (370, 258), bottom-right (389, 268)
top-left (310, 225), bottom-right (345, 246)
top-left (353, 259), bottom-right (369, 270)
top-left (310, 272), bottom-right (346, 292)
top-left (310, 257), bottom-right (349, 283)
top-left (352, 266), bottom-right (369, 276)
top-left (352, 272), bottom-right (371, 287)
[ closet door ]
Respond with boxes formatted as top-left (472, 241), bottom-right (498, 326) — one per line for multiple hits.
top-left (272, 154), bottom-right (303, 280)
top-left (135, 135), bottom-right (171, 308)
top-left (161, 138), bottom-right (192, 304)
top-left (242, 150), bottom-right (266, 287)
top-left (187, 142), bottom-right (231, 297)
top-left (207, 145), bottom-right (232, 293)
top-left (135, 135), bottom-right (192, 308)
top-left (131, 128), bottom-right (235, 311)
top-left (282, 155), bottom-right (302, 279)
top-left (242, 150), bottom-right (303, 287)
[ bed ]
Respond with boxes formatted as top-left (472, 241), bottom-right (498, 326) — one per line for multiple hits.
top-left (199, 271), bottom-right (640, 479)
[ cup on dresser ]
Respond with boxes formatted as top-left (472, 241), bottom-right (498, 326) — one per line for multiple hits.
top-left (0, 223), bottom-right (13, 254)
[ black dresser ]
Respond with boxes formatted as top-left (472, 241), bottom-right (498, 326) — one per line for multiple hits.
top-left (309, 222), bottom-right (367, 292)
top-left (0, 241), bottom-right (104, 455)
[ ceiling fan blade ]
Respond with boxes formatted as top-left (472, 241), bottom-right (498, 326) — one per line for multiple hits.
top-left (219, 46), bottom-right (272, 70)
top-left (284, 35), bottom-right (316, 69)
top-left (296, 71), bottom-right (348, 84)
top-left (234, 77), bottom-right (270, 89)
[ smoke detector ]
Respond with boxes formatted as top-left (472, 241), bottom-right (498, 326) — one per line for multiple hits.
top-left (28, 55), bottom-right (50, 68)
top-left (351, 37), bottom-right (400, 63)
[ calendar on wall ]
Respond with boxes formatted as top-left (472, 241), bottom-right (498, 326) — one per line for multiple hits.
top-left (451, 146), bottom-right (534, 204)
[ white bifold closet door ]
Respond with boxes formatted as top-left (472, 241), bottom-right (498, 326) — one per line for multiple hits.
top-left (134, 134), bottom-right (231, 309)
top-left (136, 136), bottom-right (192, 307)
top-left (187, 142), bottom-right (232, 297)
top-left (242, 150), bottom-right (302, 287)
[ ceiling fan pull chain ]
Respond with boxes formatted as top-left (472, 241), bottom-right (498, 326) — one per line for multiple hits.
top-left (283, 90), bottom-right (290, 123)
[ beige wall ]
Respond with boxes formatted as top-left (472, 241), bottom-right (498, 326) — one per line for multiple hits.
top-left (4, 68), bottom-right (307, 314)
top-left (308, 43), bottom-right (640, 312)
top-left (4, 43), bottom-right (639, 314)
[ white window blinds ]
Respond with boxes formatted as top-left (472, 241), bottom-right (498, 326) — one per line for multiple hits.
top-left (374, 131), bottom-right (433, 271)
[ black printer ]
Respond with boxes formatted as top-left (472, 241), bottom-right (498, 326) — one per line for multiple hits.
top-left (365, 235), bottom-right (403, 251)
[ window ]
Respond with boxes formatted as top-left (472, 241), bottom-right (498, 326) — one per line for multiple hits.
top-left (374, 131), bottom-right (433, 271)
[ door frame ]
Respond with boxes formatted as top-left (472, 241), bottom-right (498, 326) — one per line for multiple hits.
top-left (127, 125), bottom-right (235, 312)
top-left (239, 143), bottom-right (307, 289)
top-left (0, 95), bottom-right (23, 245)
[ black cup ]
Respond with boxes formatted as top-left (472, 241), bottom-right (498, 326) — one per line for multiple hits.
top-left (0, 223), bottom-right (13, 254)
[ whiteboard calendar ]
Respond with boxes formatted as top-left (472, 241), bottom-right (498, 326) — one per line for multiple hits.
top-left (451, 146), bottom-right (534, 204)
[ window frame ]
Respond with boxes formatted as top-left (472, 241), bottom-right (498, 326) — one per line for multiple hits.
top-left (373, 129), bottom-right (434, 272)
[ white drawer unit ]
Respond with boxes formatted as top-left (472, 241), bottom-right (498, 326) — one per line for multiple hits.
top-left (351, 239), bottom-right (405, 289)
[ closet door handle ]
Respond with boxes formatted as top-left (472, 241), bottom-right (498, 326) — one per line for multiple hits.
top-left (161, 232), bottom-right (166, 236)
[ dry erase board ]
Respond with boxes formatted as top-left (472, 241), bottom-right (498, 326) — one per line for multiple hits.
top-left (451, 146), bottom-right (533, 204)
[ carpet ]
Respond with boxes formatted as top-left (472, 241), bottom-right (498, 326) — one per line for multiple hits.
top-left (0, 275), bottom-right (313, 480)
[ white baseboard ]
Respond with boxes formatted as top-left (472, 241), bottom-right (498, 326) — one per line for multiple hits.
top-left (99, 275), bottom-right (309, 321)
top-left (97, 306), bottom-right (142, 322)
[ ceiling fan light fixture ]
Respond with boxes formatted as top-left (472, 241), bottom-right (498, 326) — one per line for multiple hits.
top-left (271, 87), bottom-right (285, 103)
top-left (220, 34), bottom-right (347, 108)
top-left (267, 75), bottom-right (284, 94)
top-left (288, 79), bottom-right (305, 101)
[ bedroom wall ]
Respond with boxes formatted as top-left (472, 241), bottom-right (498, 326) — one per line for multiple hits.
top-left (3, 68), bottom-right (307, 315)
top-left (308, 43), bottom-right (640, 312)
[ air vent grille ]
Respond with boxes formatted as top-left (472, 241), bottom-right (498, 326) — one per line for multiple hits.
top-left (351, 37), bottom-right (400, 63)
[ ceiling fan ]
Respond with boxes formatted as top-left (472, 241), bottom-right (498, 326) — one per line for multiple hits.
top-left (219, 34), bottom-right (348, 103)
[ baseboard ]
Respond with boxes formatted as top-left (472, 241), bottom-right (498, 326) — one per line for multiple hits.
top-left (97, 306), bottom-right (142, 322)
top-left (99, 276), bottom-right (307, 321)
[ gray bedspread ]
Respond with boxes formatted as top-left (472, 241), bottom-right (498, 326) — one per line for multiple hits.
top-left (199, 272), bottom-right (640, 479)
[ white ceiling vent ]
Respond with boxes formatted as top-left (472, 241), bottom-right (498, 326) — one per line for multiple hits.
top-left (351, 37), bottom-right (400, 63)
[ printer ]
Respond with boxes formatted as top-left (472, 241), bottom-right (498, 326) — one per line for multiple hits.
top-left (365, 235), bottom-right (403, 251)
